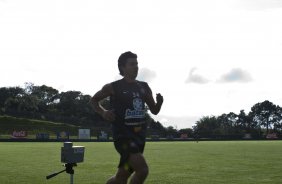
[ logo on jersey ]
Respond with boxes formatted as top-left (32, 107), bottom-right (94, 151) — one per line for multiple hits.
top-left (125, 95), bottom-right (145, 119)
top-left (133, 98), bottom-right (143, 110)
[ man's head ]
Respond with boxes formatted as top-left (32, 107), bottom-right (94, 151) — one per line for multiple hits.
top-left (118, 51), bottom-right (138, 78)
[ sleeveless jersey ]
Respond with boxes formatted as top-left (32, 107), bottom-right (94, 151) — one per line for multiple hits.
top-left (110, 79), bottom-right (151, 144)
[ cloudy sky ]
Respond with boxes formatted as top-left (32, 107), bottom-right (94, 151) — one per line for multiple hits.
top-left (1, 0), bottom-right (282, 129)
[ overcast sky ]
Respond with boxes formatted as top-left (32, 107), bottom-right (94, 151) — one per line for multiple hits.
top-left (1, 0), bottom-right (282, 129)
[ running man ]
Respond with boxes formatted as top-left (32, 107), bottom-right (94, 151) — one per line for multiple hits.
top-left (91, 51), bottom-right (163, 184)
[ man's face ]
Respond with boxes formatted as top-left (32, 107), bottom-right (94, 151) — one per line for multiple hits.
top-left (122, 58), bottom-right (138, 79)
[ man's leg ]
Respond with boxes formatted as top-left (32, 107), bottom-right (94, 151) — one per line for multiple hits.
top-left (106, 167), bottom-right (132, 184)
top-left (128, 153), bottom-right (149, 184)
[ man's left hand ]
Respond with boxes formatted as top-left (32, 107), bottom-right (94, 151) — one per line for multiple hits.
top-left (156, 93), bottom-right (163, 104)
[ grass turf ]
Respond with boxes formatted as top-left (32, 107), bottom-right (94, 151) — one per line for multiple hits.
top-left (0, 141), bottom-right (281, 184)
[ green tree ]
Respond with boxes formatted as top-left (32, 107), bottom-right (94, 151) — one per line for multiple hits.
top-left (217, 112), bottom-right (238, 135)
top-left (0, 87), bottom-right (24, 113)
top-left (250, 100), bottom-right (280, 134)
top-left (31, 85), bottom-right (59, 104)
top-left (178, 128), bottom-right (193, 137)
top-left (193, 116), bottom-right (219, 138)
top-left (273, 106), bottom-right (282, 133)
top-left (1, 87), bottom-right (26, 115)
top-left (165, 126), bottom-right (178, 138)
top-left (237, 110), bottom-right (254, 133)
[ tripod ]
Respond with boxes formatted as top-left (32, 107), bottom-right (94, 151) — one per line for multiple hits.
top-left (46, 163), bottom-right (77, 184)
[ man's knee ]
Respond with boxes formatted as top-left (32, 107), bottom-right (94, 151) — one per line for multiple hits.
top-left (135, 166), bottom-right (149, 179)
top-left (115, 168), bottom-right (131, 184)
top-left (115, 176), bottom-right (128, 184)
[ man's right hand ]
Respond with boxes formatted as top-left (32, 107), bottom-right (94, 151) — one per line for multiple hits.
top-left (102, 110), bottom-right (116, 122)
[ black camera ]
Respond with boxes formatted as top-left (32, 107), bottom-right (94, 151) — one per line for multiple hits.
top-left (47, 142), bottom-right (86, 183)
top-left (61, 142), bottom-right (85, 163)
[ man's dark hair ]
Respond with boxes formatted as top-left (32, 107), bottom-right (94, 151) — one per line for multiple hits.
top-left (118, 51), bottom-right (137, 76)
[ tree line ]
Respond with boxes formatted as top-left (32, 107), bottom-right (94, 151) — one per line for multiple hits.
top-left (0, 83), bottom-right (97, 126)
top-left (193, 100), bottom-right (282, 139)
top-left (1, 83), bottom-right (281, 139)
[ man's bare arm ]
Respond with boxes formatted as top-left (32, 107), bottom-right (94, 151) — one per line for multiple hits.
top-left (145, 93), bottom-right (163, 115)
top-left (90, 83), bottom-right (115, 121)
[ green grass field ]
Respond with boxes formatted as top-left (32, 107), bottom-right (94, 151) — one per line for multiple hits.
top-left (0, 141), bottom-right (281, 184)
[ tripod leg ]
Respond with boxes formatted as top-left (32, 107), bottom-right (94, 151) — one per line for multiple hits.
top-left (46, 169), bottom-right (66, 180)
top-left (70, 174), bottom-right (74, 184)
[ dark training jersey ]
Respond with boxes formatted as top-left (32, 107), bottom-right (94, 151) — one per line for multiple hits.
top-left (110, 79), bottom-right (152, 144)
